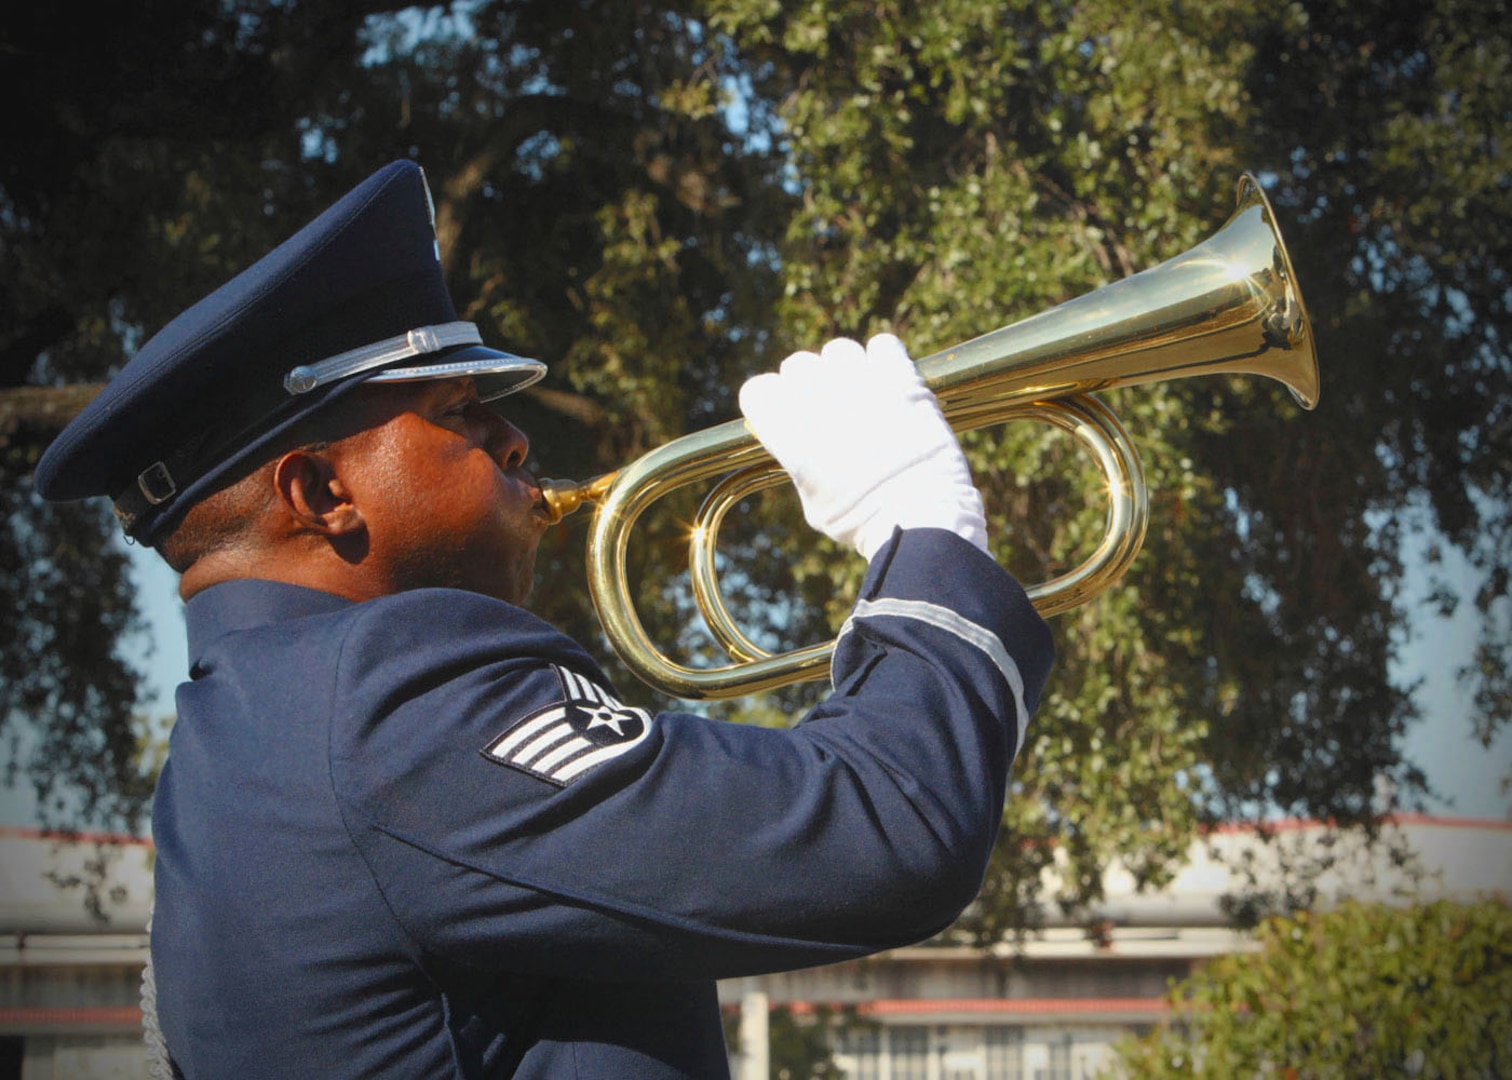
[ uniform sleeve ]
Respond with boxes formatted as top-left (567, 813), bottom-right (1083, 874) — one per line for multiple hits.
top-left (328, 528), bottom-right (1053, 982)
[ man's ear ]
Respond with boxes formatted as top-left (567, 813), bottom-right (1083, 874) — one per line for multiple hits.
top-left (271, 449), bottom-right (364, 537)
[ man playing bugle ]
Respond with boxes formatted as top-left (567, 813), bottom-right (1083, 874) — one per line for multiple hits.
top-left (36, 160), bottom-right (1053, 1079)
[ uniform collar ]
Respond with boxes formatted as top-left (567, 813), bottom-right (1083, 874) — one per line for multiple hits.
top-left (185, 579), bottom-right (355, 666)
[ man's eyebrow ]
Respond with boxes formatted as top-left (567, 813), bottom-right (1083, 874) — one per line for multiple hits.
top-left (429, 377), bottom-right (478, 407)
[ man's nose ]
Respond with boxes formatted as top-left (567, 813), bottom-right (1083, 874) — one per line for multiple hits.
top-left (477, 407), bottom-right (530, 469)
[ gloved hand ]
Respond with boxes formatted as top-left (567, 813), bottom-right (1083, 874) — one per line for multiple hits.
top-left (738, 334), bottom-right (988, 561)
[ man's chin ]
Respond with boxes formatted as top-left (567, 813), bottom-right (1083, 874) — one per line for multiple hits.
top-left (497, 552), bottom-right (541, 608)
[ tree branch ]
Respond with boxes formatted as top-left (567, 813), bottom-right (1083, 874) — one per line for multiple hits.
top-left (523, 384), bottom-right (606, 428)
top-left (0, 384), bottom-right (103, 442)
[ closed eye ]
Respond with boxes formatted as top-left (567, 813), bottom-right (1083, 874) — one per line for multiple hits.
top-left (430, 377), bottom-right (481, 423)
top-left (435, 394), bottom-right (479, 422)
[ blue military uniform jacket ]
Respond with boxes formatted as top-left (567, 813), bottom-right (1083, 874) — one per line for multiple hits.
top-left (152, 529), bottom-right (1054, 1078)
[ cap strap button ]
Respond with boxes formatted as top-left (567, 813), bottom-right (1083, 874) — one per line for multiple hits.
top-left (137, 462), bottom-right (178, 506)
top-left (285, 367), bottom-right (319, 394)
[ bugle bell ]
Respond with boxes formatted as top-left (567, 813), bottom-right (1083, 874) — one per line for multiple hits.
top-left (540, 174), bottom-right (1319, 700)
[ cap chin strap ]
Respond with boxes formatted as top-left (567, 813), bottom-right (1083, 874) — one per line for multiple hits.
top-left (283, 321), bottom-right (483, 394)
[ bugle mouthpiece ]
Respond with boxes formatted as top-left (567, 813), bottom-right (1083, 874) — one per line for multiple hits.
top-left (538, 473), bottom-right (618, 526)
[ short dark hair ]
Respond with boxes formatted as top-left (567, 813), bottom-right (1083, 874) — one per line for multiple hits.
top-left (154, 465), bottom-right (275, 574)
top-left (153, 414), bottom-right (337, 574)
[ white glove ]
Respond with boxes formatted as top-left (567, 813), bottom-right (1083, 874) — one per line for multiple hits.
top-left (738, 334), bottom-right (988, 561)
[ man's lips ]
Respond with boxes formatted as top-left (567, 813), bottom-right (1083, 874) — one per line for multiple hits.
top-left (518, 472), bottom-right (554, 528)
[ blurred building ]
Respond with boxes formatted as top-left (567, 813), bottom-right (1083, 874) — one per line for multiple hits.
top-left (719, 815), bottom-right (1511, 1079)
top-left (0, 827), bottom-right (153, 1080)
top-left (0, 817), bottom-right (1506, 1079)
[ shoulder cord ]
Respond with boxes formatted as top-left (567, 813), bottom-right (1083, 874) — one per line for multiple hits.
top-left (141, 902), bottom-right (183, 1080)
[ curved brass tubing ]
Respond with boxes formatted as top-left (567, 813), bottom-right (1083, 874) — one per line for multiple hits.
top-left (540, 174), bottom-right (1318, 700)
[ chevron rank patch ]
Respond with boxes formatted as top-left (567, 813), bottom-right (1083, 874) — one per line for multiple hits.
top-left (481, 666), bottom-right (653, 786)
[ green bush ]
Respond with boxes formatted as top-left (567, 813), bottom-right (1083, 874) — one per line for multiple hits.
top-left (1115, 900), bottom-right (1512, 1079)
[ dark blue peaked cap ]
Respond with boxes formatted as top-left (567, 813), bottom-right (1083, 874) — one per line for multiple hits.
top-left (35, 160), bottom-right (545, 543)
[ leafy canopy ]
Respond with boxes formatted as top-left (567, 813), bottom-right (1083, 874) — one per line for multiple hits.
top-left (2, 1), bottom-right (1506, 936)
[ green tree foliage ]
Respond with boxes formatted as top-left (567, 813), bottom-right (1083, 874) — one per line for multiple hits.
top-left (703, 0), bottom-right (1509, 935)
top-left (3, 0), bottom-right (1506, 947)
top-left (1115, 899), bottom-right (1512, 1079)
top-left (722, 1004), bottom-right (855, 1079)
top-left (3, 0), bottom-right (415, 828)
top-left (1244, 0), bottom-right (1512, 746)
top-left (2, 0), bottom-right (787, 826)
top-left (768, 1006), bottom-right (849, 1080)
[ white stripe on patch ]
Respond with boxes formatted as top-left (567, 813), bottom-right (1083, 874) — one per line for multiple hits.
top-left (555, 739), bottom-right (645, 782)
top-left (513, 723), bottom-right (575, 765)
top-left (559, 667), bottom-right (612, 706)
top-left (559, 668), bottom-right (587, 700)
top-left (534, 736), bottom-right (595, 773)
top-left (486, 708), bottom-right (569, 759)
top-left (837, 597), bottom-right (1029, 754)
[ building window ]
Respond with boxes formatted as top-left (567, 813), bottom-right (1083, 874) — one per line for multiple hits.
top-left (1040, 1035), bottom-right (1073, 1080)
top-left (984, 1026), bottom-right (1023, 1080)
top-left (839, 1026), bottom-right (881, 1080)
top-left (889, 1027), bottom-right (929, 1080)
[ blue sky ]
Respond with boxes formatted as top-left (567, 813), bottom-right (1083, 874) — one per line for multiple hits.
top-left (1390, 531), bottom-right (1511, 818)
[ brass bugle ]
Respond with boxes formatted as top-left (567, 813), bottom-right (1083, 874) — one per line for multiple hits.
top-left (540, 174), bottom-right (1319, 700)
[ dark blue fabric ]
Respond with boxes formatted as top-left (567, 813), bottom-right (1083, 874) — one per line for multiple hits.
top-left (152, 528), bottom-right (1053, 1078)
